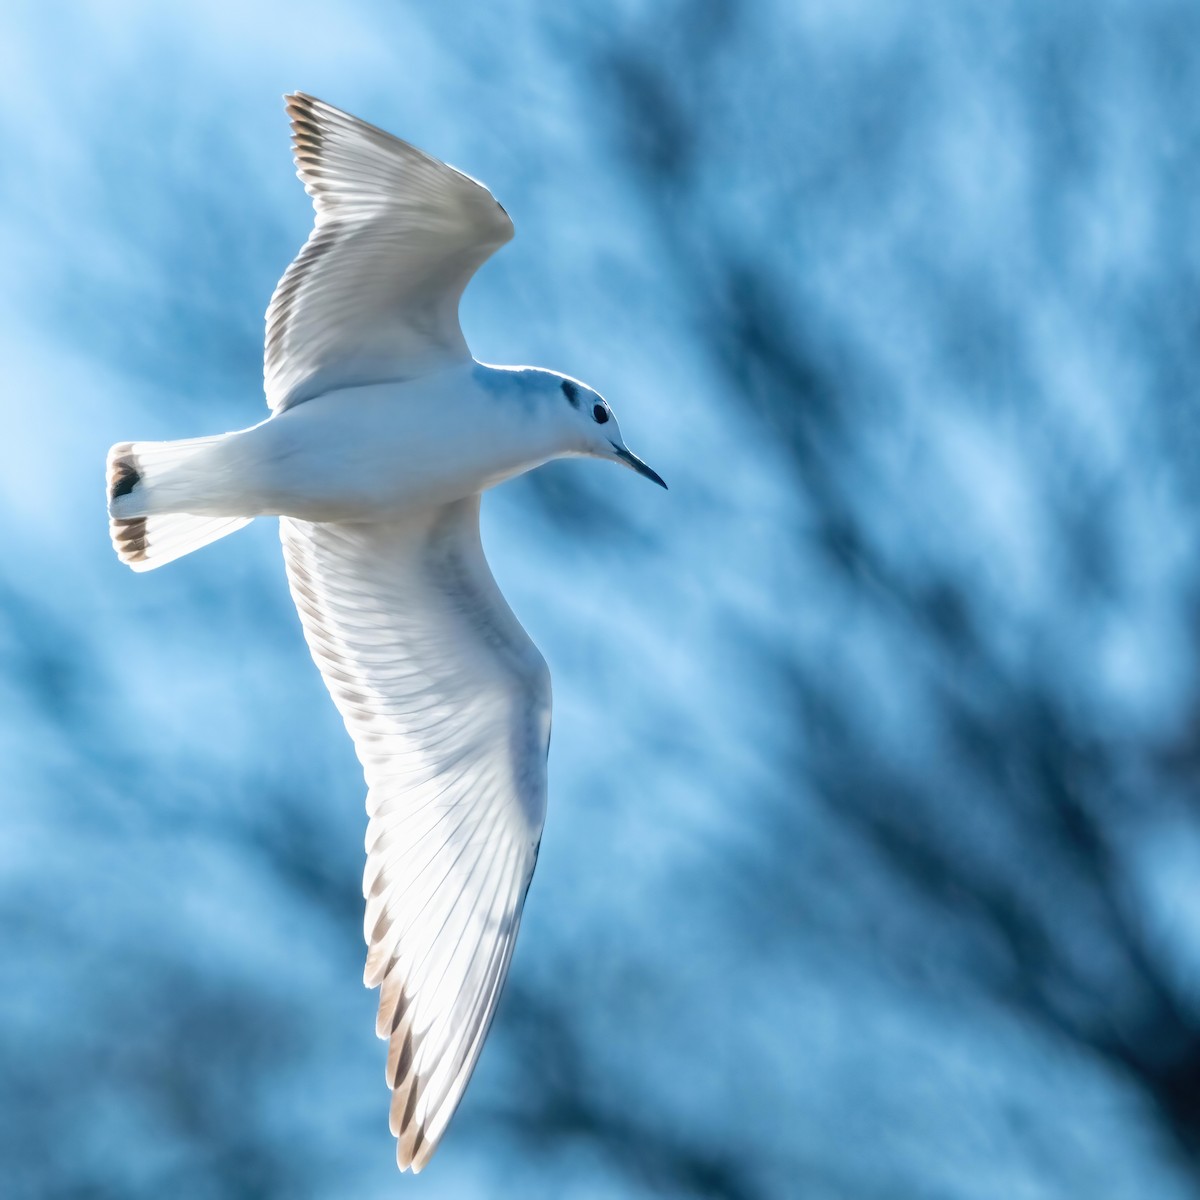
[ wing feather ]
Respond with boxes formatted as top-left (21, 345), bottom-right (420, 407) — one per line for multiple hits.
top-left (265, 94), bottom-right (514, 412)
top-left (280, 499), bottom-right (548, 1172)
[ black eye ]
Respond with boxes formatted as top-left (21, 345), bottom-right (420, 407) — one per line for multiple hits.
top-left (593, 403), bottom-right (609, 424)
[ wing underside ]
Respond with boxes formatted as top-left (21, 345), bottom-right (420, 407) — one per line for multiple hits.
top-left (280, 499), bottom-right (549, 1170)
top-left (265, 93), bottom-right (514, 412)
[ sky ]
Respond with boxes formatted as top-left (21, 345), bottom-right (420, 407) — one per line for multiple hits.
top-left (3, 1), bottom-right (1200, 1197)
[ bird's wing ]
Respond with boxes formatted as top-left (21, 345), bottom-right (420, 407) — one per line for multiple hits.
top-left (265, 93), bottom-right (514, 413)
top-left (280, 499), bottom-right (549, 1172)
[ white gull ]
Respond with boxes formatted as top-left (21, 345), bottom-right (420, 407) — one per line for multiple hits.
top-left (105, 92), bottom-right (664, 1173)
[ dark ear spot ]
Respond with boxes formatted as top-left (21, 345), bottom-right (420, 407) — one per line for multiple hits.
top-left (561, 380), bottom-right (581, 408)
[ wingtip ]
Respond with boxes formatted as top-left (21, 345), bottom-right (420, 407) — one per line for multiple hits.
top-left (285, 93), bottom-right (324, 176)
top-left (284, 92), bottom-right (321, 130)
top-left (398, 1121), bottom-right (431, 1173)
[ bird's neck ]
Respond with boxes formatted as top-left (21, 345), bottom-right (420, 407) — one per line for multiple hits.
top-left (465, 362), bottom-right (579, 482)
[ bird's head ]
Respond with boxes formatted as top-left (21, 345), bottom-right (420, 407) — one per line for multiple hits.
top-left (556, 376), bottom-right (667, 489)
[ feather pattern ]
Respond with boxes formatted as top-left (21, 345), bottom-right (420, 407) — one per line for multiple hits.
top-left (280, 498), bottom-right (548, 1172)
top-left (265, 93), bottom-right (514, 412)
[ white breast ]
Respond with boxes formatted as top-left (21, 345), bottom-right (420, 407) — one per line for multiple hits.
top-left (215, 369), bottom-right (567, 522)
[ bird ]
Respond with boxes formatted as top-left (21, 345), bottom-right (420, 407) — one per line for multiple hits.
top-left (104, 92), bottom-right (665, 1173)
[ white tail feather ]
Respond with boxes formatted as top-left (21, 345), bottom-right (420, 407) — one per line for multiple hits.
top-left (106, 437), bottom-right (252, 572)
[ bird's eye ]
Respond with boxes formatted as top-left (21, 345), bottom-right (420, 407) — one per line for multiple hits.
top-left (593, 403), bottom-right (609, 424)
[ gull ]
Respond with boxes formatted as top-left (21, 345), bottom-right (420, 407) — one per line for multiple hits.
top-left (104, 93), bottom-right (665, 1173)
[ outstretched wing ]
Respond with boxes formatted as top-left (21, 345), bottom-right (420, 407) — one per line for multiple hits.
top-left (265, 93), bottom-right (514, 412)
top-left (280, 499), bottom-right (549, 1172)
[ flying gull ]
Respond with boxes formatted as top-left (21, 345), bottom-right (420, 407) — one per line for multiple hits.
top-left (105, 92), bottom-right (665, 1173)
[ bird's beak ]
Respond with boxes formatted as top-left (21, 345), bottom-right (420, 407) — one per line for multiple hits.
top-left (611, 445), bottom-right (668, 489)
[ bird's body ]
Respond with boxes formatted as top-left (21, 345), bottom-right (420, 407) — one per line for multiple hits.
top-left (105, 92), bottom-right (663, 1173)
top-left (135, 363), bottom-right (583, 523)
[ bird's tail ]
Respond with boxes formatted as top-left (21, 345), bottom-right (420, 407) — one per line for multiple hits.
top-left (106, 436), bottom-right (252, 572)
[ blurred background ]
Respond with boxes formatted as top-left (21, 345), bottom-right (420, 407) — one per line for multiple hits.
top-left (3, 0), bottom-right (1200, 1196)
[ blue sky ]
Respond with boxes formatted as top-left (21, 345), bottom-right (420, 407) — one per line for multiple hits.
top-left (4, 1), bottom-right (1200, 1197)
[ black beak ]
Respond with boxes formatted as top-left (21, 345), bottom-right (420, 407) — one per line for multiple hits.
top-left (612, 445), bottom-right (668, 489)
